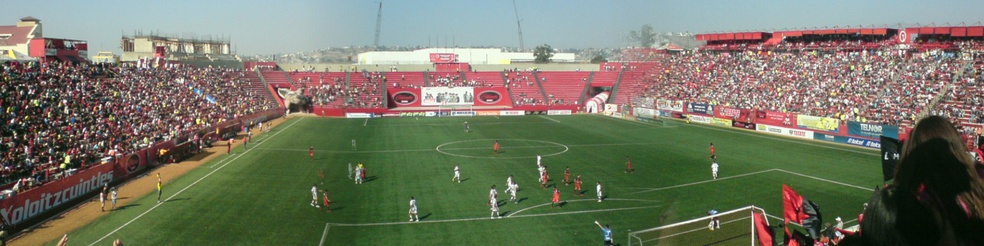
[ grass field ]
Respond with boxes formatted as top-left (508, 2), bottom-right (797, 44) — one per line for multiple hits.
top-left (48, 114), bottom-right (882, 245)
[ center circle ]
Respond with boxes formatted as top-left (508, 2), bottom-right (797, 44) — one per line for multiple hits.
top-left (435, 139), bottom-right (569, 159)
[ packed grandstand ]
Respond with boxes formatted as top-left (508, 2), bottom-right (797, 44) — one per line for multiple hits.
top-left (3, 23), bottom-right (984, 242)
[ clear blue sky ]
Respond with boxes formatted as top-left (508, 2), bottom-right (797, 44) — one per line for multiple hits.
top-left (2, 0), bottom-right (982, 55)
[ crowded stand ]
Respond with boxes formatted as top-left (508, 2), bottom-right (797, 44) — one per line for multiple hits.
top-left (348, 70), bottom-right (385, 108)
top-left (630, 49), bottom-right (959, 126)
top-left (0, 61), bottom-right (278, 189)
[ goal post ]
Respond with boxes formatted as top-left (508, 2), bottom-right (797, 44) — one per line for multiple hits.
top-left (627, 205), bottom-right (771, 246)
top-left (437, 105), bottom-right (474, 117)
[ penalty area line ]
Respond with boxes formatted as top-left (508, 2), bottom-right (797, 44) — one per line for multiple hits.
top-left (88, 117), bottom-right (305, 246)
top-left (319, 223), bottom-right (330, 246)
top-left (328, 205), bottom-right (658, 227)
top-left (539, 115), bottom-right (561, 123)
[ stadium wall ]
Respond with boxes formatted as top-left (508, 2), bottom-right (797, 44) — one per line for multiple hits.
top-left (0, 108), bottom-right (283, 232)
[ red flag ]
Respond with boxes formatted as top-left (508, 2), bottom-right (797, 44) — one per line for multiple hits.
top-left (784, 222), bottom-right (800, 246)
top-left (754, 211), bottom-right (774, 246)
top-left (782, 184), bottom-right (805, 224)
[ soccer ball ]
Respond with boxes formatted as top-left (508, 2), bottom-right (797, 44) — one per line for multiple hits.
top-left (316, 205), bottom-right (321, 208)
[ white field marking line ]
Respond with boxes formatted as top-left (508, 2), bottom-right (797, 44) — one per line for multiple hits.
top-left (89, 117), bottom-right (305, 246)
top-left (328, 205), bottom-right (659, 227)
top-left (319, 223), bottom-right (330, 246)
top-left (626, 168), bottom-right (873, 196)
top-left (254, 142), bottom-right (665, 154)
top-left (507, 198), bottom-right (659, 217)
top-left (596, 114), bottom-right (879, 157)
top-left (494, 116), bottom-right (499, 119)
top-left (773, 169), bottom-right (874, 192)
top-left (363, 118), bottom-right (368, 126)
top-left (625, 169), bottom-right (777, 195)
top-left (539, 115), bottom-right (561, 123)
top-left (640, 216), bottom-right (749, 243)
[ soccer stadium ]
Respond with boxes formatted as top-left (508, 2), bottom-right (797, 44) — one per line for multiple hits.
top-left (2, 1), bottom-right (984, 245)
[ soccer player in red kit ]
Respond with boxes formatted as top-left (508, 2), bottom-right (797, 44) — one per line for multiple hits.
top-left (541, 170), bottom-right (548, 189)
top-left (493, 140), bottom-right (500, 155)
top-left (709, 143), bottom-right (715, 157)
top-left (551, 187), bottom-right (561, 208)
top-left (625, 157), bottom-right (634, 173)
top-left (309, 146), bottom-right (314, 160)
top-left (574, 174), bottom-right (583, 196)
top-left (564, 167), bottom-right (571, 185)
top-left (322, 190), bottom-right (331, 212)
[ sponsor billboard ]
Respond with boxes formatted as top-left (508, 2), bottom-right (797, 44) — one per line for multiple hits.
top-left (813, 132), bottom-right (881, 149)
top-left (754, 110), bottom-right (796, 126)
top-left (732, 121), bottom-right (756, 130)
top-left (548, 110), bottom-right (572, 116)
top-left (656, 99), bottom-right (684, 112)
top-left (476, 111), bottom-right (500, 116)
top-left (658, 110), bottom-right (671, 117)
top-left (399, 112), bottom-right (432, 117)
top-left (0, 163), bottom-right (115, 227)
top-left (688, 115), bottom-right (713, 124)
top-left (346, 113), bottom-right (373, 118)
top-left (473, 87), bottom-right (512, 106)
top-left (421, 87), bottom-right (475, 106)
top-left (429, 53), bottom-right (456, 63)
top-left (634, 108), bottom-right (657, 119)
top-left (710, 118), bottom-right (732, 127)
top-left (756, 124), bottom-right (814, 139)
top-left (797, 115), bottom-right (840, 133)
top-left (717, 106), bottom-right (753, 122)
top-left (686, 103), bottom-right (714, 115)
top-left (500, 110), bottom-right (523, 116)
top-left (451, 111), bottom-right (476, 116)
top-left (392, 91), bottom-right (419, 105)
top-left (387, 88), bottom-right (423, 107)
top-left (846, 121), bottom-right (900, 139)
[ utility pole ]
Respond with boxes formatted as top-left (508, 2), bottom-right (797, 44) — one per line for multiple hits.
top-left (374, 1), bottom-right (383, 49)
top-left (512, 0), bottom-right (525, 51)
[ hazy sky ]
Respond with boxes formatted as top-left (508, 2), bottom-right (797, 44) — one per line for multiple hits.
top-left (2, 0), bottom-right (983, 55)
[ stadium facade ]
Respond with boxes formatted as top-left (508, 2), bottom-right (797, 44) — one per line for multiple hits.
top-left (357, 48), bottom-right (576, 65)
top-left (120, 32), bottom-right (237, 63)
top-left (0, 16), bottom-right (88, 62)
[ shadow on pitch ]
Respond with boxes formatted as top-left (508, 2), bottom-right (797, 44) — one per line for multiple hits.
top-left (113, 203), bottom-right (140, 211)
top-left (364, 176), bottom-right (379, 182)
top-left (165, 198), bottom-right (191, 203)
top-left (459, 178), bottom-right (470, 183)
top-left (516, 197), bottom-right (528, 204)
top-left (418, 213), bottom-right (432, 221)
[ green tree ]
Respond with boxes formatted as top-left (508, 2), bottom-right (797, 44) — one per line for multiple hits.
top-left (533, 44), bottom-right (554, 63)
top-left (590, 55), bottom-right (607, 64)
top-left (628, 24), bottom-right (657, 48)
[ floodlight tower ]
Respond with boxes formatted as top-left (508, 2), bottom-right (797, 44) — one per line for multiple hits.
top-left (512, 0), bottom-right (525, 51)
top-left (374, 1), bottom-right (383, 49)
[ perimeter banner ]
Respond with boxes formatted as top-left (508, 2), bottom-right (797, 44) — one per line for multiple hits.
top-left (0, 163), bottom-right (115, 227)
top-left (657, 99), bottom-right (684, 112)
top-left (846, 121), bottom-right (899, 139)
top-left (754, 110), bottom-right (796, 126)
top-left (421, 87), bottom-right (474, 106)
top-left (797, 115), bottom-right (840, 133)
top-left (686, 103), bottom-right (714, 115)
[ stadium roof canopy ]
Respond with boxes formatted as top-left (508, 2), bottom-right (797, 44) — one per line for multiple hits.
top-left (905, 26), bottom-right (984, 37)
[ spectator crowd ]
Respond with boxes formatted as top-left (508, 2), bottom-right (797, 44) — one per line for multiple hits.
top-left (1, 61), bottom-right (278, 190)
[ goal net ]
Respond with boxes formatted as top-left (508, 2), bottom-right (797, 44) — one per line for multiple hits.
top-left (627, 206), bottom-right (771, 246)
top-left (437, 105), bottom-right (474, 117)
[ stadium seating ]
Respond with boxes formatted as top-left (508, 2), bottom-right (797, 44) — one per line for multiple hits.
top-left (387, 72), bottom-right (427, 89)
top-left (535, 71), bottom-right (590, 105)
top-left (504, 70), bottom-right (544, 106)
top-left (0, 61), bottom-right (278, 187)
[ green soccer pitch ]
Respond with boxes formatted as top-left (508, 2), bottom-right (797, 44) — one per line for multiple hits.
top-left (50, 114), bottom-right (882, 245)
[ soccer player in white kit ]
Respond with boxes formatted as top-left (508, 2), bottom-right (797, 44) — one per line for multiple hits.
top-left (111, 188), bottom-right (118, 210)
top-left (354, 165), bottom-right (363, 184)
top-left (711, 161), bottom-right (719, 179)
top-left (536, 153), bottom-right (542, 166)
top-left (537, 165), bottom-right (546, 183)
top-left (452, 164), bottom-right (461, 183)
top-left (310, 184), bottom-right (319, 207)
top-left (490, 193), bottom-right (500, 219)
top-left (409, 196), bottom-right (419, 222)
top-left (509, 181), bottom-right (519, 204)
top-left (596, 182), bottom-right (603, 202)
top-left (488, 185), bottom-right (498, 206)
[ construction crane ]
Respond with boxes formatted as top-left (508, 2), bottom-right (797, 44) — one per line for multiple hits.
top-left (511, 0), bottom-right (525, 51)
top-left (374, 1), bottom-right (383, 49)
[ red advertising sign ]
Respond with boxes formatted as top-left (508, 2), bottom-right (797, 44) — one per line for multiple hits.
top-left (754, 110), bottom-right (797, 126)
top-left (474, 88), bottom-right (511, 106)
top-left (716, 106), bottom-right (753, 123)
top-left (0, 163), bottom-right (115, 227)
top-left (429, 53), bottom-right (456, 63)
